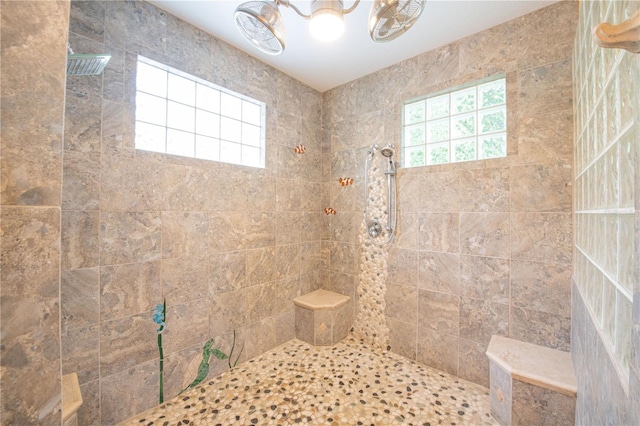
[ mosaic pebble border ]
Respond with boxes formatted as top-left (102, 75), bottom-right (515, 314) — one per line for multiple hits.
top-left (122, 335), bottom-right (496, 425)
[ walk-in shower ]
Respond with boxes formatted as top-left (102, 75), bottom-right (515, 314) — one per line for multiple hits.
top-left (364, 143), bottom-right (397, 245)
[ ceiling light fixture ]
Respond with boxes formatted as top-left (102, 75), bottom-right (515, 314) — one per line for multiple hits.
top-left (234, 0), bottom-right (426, 55)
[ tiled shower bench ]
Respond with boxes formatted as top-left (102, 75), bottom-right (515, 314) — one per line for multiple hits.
top-left (294, 289), bottom-right (352, 346)
top-left (486, 335), bottom-right (577, 426)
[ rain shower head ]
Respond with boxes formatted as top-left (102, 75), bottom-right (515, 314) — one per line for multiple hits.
top-left (67, 54), bottom-right (111, 76)
top-left (380, 144), bottom-right (395, 157)
top-left (66, 46), bottom-right (111, 76)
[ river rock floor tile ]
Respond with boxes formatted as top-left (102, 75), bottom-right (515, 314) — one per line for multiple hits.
top-left (122, 335), bottom-right (496, 425)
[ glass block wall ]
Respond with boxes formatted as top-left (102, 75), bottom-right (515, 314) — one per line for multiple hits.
top-left (573, 0), bottom-right (638, 380)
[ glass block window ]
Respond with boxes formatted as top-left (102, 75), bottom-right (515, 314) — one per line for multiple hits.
top-left (135, 56), bottom-right (266, 168)
top-left (402, 77), bottom-right (507, 168)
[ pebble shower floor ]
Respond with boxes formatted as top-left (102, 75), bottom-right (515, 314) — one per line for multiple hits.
top-left (123, 335), bottom-right (497, 426)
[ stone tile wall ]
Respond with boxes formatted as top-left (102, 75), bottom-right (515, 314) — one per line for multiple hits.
top-left (322, 0), bottom-right (577, 388)
top-left (572, 0), bottom-right (640, 423)
top-left (0, 1), bottom-right (70, 424)
top-left (61, 1), bottom-right (324, 423)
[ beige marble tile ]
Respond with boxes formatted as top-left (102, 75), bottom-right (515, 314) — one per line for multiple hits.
top-left (99, 313), bottom-right (157, 378)
top-left (209, 288), bottom-right (248, 335)
top-left (511, 260), bottom-right (571, 317)
top-left (329, 210), bottom-right (357, 243)
top-left (418, 289), bottom-right (460, 335)
top-left (417, 327), bottom-right (459, 375)
top-left (274, 309), bottom-right (295, 347)
top-left (517, 112), bottom-right (573, 164)
top-left (460, 212), bottom-right (510, 258)
top-left (459, 338), bottom-right (491, 388)
top-left (209, 251), bottom-right (246, 294)
top-left (78, 379), bottom-right (101, 425)
top-left (61, 268), bottom-right (100, 329)
top-left (100, 261), bottom-right (161, 321)
top-left (395, 212), bottom-right (419, 249)
top-left (295, 305), bottom-right (314, 345)
top-left (329, 241), bottom-right (357, 274)
top-left (511, 212), bottom-right (572, 264)
top-left (276, 212), bottom-right (302, 245)
top-left (385, 283), bottom-right (418, 324)
top-left (163, 299), bottom-right (209, 354)
top-left (301, 211), bottom-right (329, 242)
top-left (247, 282), bottom-right (277, 323)
top-left (243, 318), bottom-right (277, 360)
top-left (458, 18), bottom-right (519, 76)
top-left (63, 90), bottom-right (102, 154)
top-left (275, 177), bottom-right (301, 211)
top-left (208, 211), bottom-right (276, 252)
top-left (62, 210), bottom-right (100, 270)
top-left (515, 0), bottom-right (578, 71)
top-left (162, 164), bottom-right (214, 211)
top-left (275, 244), bottom-right (300, 279)
top-left (314, 310), bottom-right (333, 345)
top-left (419, 172), bottom-right (459, 213)
top-left (334, 302), bottom-right (352, 343)
top-left (459, 297), bottom-right (509, 345)
top-left (325, 271), bottom-right (357, 301)
top-left (1, 207), bottom-right (61, 296)
top-left (100, 211), bottom-right (162, 265)
top-left (62, 150), bottom-right (100, 210)
top-left (418, 251), bottom-right (461, 295)
top-left (162, 256), bottom-right (208, 304)
top-left (460, 168), bottom-right (509, 212)
top-left (460, 255), bottom-right (510, 304)
top-left (245, 246), bottom-right (276, 286)
top-left (397, 171), bottom-right (421, 213)
top-left (62, 324), bottom-right (100, 384)
top-left (510, 163), bottom-right (572, 212)
top-left (387, 317), bottom-right (417, 360)
top-left (161, 211), bottom-right (208, 259)
top-left (101, 154), bottom-right (163, 211)
top-left (510, 307), bottom-right (571, 351)
top-left (518, 59), bottom-right (573, 120)
top-left (101, 358), bottom-right (158, 424)
top-left (512, 380), bottom-right (575, 426)
top-left (419, 213), bottom-right (460, 253)
top-left (246, 172), bottom-right (277, 212)
top-left (300, 241), bottom-right (324, 273)
top-left (387, 247), bottom-right (418, 287)
top-left (274, 276), bottom-right (302, 314)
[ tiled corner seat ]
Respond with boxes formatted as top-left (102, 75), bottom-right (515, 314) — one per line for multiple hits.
top-left (294, 289), bottom-right (352, 346)
top-left (486, 335), bottom-right (577, 426)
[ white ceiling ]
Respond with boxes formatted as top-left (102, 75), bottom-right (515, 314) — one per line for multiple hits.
top-left (147, 0), bottom-right (560, 92)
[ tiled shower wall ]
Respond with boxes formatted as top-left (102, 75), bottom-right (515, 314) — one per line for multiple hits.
top-left (572, 0), bottom-right (640, 424)
top-left (62, 1), bottom-right (324, 423)
top-left (323, 0), bottom-right (577, 388)
top-left (0, 1), bottom-right (69, 424)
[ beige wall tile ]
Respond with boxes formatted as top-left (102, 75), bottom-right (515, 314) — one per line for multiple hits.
top-left (418, 251), bottom-right (461, 295)
top-left (459, 168), bottom-right (510, 212)
top-left (62, 268), bottom-right (100, 329)
top-left (417, 328), bottom-right (458, 375)
top-left (419, 213), bottom-right (459, 253)
top-left (100, 261), bottom-right (161, 321)
top-left (460, 212), bottom-right (510, 257)
top-left (510, 163), bottom-right (572, 212)
top-left (62, 210), bottom-right (100, 269)
top-left (418, 290), bottom-right (460, 335)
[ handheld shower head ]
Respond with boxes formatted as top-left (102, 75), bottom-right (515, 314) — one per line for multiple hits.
top-left (380, 144), bottom-right (394, 157)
